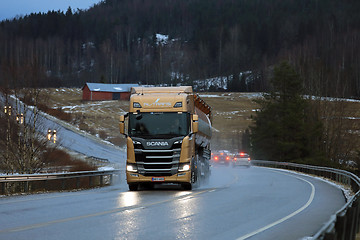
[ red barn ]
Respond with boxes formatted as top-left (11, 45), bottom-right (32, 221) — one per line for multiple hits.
top-left (82, 83), bottom-right (139, 101)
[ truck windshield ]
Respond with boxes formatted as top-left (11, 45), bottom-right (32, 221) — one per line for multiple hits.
top-left (129, 112), bottom-right (190, 138)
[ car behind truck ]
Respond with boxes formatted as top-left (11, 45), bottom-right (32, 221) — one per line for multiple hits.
top-left (119, 86), bottom-right (212, 190)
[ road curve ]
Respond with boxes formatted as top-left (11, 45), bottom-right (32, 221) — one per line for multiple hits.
top-left (1, 93), bottom-right (126, 166)
top-left (0, 166), bottom-right (345, 240)
top-left (39, 113), bottom-right (126, 165)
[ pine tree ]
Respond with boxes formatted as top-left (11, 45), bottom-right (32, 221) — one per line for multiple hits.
top-left (250, 62), bottom-right (324, 162)
top-left (241, 128), bottom-right (251, 152)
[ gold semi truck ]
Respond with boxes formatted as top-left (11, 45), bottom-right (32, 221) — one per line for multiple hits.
top-left (119, 86), bottom-right (212, 190)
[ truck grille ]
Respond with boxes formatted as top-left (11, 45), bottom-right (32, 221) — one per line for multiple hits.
top-left (134, 148), bottom-right (181, 176)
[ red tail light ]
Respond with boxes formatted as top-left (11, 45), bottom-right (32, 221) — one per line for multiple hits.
top-left (214, 156), bottom-right (218, 161)
top-left (240, 152), bottom-right (245, 156)
top-left (226, 156), bottom-right (230, 161)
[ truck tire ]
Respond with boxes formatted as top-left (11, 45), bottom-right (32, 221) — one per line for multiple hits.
top-left (182, 183), bottom-right (192, 190)
top-left (141, 183), bottom-right (154, 190)
top-left (128, 183), bottom-right (138, 191)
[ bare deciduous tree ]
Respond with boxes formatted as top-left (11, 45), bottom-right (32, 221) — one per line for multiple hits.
top-left (0, 59), bottom-right (58, 174)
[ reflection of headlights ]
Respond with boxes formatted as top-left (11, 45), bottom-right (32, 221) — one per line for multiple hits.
top-left (127, 164), bottom-right (138, 172)
top-left (178, 163), bottom-right (190, 172)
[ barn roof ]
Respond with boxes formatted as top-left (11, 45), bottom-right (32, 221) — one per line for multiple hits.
top-left (83, 83), bottom-right (139, 93)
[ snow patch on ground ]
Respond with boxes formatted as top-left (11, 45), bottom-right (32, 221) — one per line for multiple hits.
top-left (156, 33), bottom-right (169, 45)
top-left (305, 95), bottom-right (360, 103)
top-left (98, 166), bottom-right (115, 171)
top-left (199, 92), bottom-right (263, 99)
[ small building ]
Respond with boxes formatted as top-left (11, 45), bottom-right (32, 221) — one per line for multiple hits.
top-left (82, 83), bottom-right (139, 101)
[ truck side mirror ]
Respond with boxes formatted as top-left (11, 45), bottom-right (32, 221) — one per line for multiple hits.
top-left (119, 115), bottom-right (125, 135)
top-left (192, 114), bottom-right (198, 133)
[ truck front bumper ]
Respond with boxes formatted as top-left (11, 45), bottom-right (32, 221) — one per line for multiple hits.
top-left (126, 171), bottom-right (191, 184)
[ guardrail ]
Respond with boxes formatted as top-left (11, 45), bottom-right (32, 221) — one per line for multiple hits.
top-left (0, 170), bottom-right (121, 195)
top-left (251, 160), bottom-right (360, 240)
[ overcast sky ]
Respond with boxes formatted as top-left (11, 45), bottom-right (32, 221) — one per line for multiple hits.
top-left (1, 0), bottom-right (102, 21)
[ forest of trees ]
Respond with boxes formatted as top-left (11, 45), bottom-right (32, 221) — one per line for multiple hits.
top-left (249, 61), bottom-right (360, 167)
top-left (0, 0), bottom-right (359, 98)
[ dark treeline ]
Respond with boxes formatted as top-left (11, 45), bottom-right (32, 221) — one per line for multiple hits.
top-left (0, 0), bottom-right (359, 97)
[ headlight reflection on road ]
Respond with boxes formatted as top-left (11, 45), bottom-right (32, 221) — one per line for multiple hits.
top-left (113, 191), bottom-right (201, 239)
top-left (118, 192), bottom-right (140, 208)
top-left (114, 192), bottom-right (143, 239)
top-left (171, 194), bottom-right (201, 239)
top-left (174, 191), bottom-right (191, 198)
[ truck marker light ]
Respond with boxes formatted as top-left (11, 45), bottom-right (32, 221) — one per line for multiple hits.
top-left (133, 102), bottom-right (142, 108)
top-left (174, 140), bottom-right (183, 145)
top-left (174, 102), bottom-right (182, 108)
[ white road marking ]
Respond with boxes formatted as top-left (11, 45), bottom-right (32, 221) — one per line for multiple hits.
top-left (236, 172), bottom-right (316, 240)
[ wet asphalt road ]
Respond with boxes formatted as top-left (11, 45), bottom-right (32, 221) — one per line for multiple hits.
top-left (0, 165), bottom-right (345, 240)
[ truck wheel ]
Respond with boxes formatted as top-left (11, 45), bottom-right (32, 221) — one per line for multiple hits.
top-left (128, 184), bottom-right (138, 191)
top-left (141, 183), bottom-right (154, 190)
top-left (182, 183), bottom-right (192, 190)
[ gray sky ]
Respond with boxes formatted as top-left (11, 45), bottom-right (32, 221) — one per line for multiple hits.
top-left (1, 0), bottom-right (102, 21)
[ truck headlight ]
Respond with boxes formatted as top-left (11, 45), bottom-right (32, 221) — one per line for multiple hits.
top-left (127, 164), bottom-right (138, 172)
top-left (178, 163), bottom-right (190, 172)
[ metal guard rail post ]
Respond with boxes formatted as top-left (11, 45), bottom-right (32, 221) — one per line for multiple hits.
top-left (0, 170), bottom-right (121, 195)
top-left (251, 160), bottom-right (360, 240)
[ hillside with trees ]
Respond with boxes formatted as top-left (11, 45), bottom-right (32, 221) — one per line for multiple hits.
top-left (0, 0), bottom-right (359, 98)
